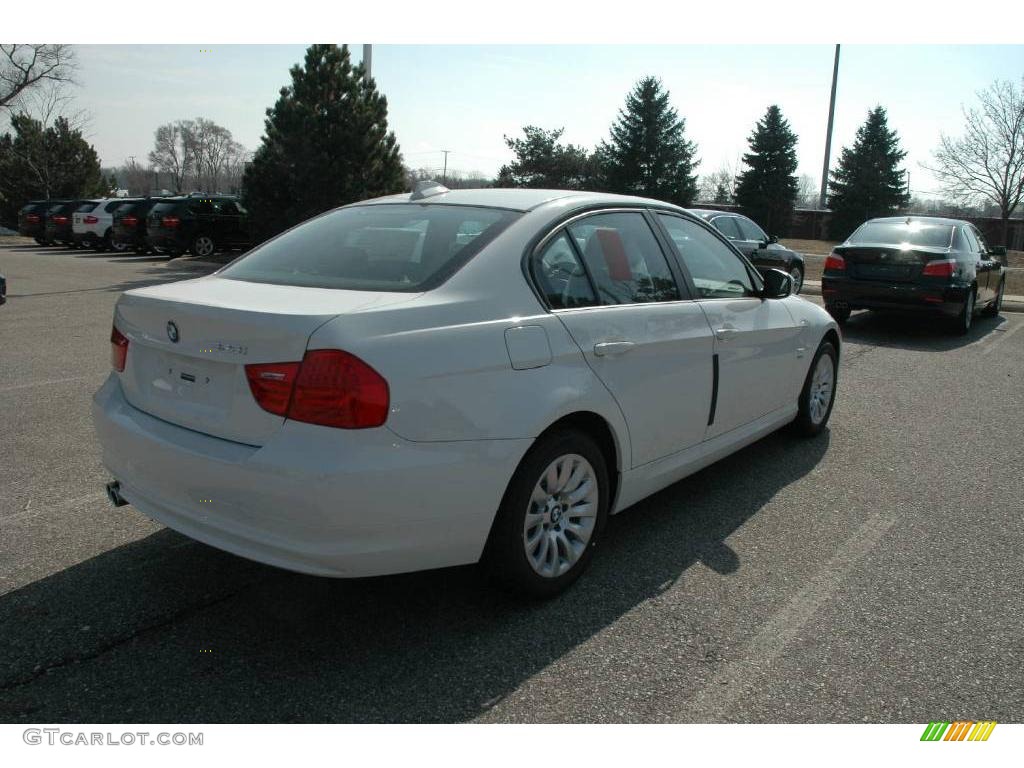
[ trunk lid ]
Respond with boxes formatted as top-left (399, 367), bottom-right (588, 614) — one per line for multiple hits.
top-left (833, 244), bottom-right (951, 283)
top-left (115, 276), bottom-right (418, 445)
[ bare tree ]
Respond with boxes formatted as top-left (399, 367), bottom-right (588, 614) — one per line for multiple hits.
top-left (148, 122), bottom-right (191, 193)
top-left (928, 77), bottom-right (1024, 246)
top-left (698, 164), bottom-right (736, 204)
top-left (0, 44), bottom-right (77, 111)
top-left (796, 174), bottom-right (819, 209)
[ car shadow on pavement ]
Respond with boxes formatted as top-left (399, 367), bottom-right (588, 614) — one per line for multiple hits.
top-left (838, 309), bottom-right (1008, 351)
top-left (0, 428), bottom-right (830, 723)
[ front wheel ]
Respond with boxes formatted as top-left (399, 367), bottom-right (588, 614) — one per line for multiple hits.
top-left (982, 280), bottom-right (1004, 317)
top-left (484, 429), bottom-right (609, 598)
top-left (789, 265), bottom-right (804, 294)
top-left (792, 341), bottom-right (837, 437)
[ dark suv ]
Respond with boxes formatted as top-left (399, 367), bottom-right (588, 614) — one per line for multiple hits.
top-left (821, 216), bottom-right (1007, 334)
top-left (112, 198), bottom-right (166, 254)
top-left (690, 209), bottom-right (806, 293)
top-left (44, 200), bottom-right (87, 247)
top-left (145, 194), bottom-right (252, 258)
top-left (17, 200), bottom-right (52, 244)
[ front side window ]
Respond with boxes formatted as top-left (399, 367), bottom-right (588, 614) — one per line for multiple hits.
top-left (217, 201), bottom-right (240, 216)
top-left (658, 214), bottom-right (758, 299)
top-left (735, 216), bottom-right (767, 242)
top-left (565, 212), bottom-right (680, 305)
top-left (711, 216), bottom-right (742, 240)
top-left (534, 232), bottom-right (597, 309)
top-left (221, 203), bottom-right (519, 291)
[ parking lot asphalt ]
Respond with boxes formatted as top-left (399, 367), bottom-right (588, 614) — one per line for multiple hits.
top-left (1, 241), bottom-right (1022, 723)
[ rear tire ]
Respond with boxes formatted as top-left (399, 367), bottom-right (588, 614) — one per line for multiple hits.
top-left (825, 303), bottom-right (850, 324)
top-left (484, 429), bottom-right (609, 598)
top-left (982, 280), bottom-right (1004, 317)
top-left (792, 341), bottom-right (837, 437)
top-left (190, 234), bottom-right (215, 258)
top-left (954, 289), bottom-right (975, 335)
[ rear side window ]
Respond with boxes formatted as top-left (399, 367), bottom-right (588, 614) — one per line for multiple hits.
top-left (565, 212), bottom-right (680, 305)
top-left (534, 233), bottom-right (598, 309)
top-left (221, 204), bottom-right (519, 292)
top-left (849, 221), bottom-right (954, 249)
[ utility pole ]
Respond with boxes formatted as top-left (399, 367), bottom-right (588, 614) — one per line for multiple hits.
top-left (441, 150), bottom-right (451, 184)
top-left (819, 44), bottom-right (840, 210)
top-left (362, 44), bottom-right (372, 81)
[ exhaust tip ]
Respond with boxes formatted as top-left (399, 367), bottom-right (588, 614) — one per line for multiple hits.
top-left (106, 480), bottom-right (128, 507)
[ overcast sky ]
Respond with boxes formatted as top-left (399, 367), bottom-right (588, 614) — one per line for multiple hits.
top-left (67, 44), bottom-right (1023, 197)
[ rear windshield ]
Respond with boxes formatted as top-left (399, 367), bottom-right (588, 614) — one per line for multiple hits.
top-left (77, 202), bottom-right (99, 213)
top-left (848, 221), bottom-right (954, 249)
top-left (221, 204), bottom-right (520, 291)
top-left (150, 201), bottom-right (185, 215)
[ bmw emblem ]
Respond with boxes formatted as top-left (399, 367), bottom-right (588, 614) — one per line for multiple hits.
top-left (167, 321), bottom-right (180, 343)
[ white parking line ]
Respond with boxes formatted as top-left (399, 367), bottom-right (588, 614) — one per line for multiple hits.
top-left (662, 512), bottom-right (897, 721)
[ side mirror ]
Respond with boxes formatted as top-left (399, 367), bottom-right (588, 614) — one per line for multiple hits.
top-left (769, 234), bottom-right (779, 244)
top-left (989, 245), bottom-right (1007, 266)
top-left (761, 268), bottom-right (792, 299)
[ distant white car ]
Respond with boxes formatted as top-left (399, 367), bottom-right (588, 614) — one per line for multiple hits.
top-left (73, 198), bottom-right (137, 251)
top-left (93, 185), bottom-right (840, 596)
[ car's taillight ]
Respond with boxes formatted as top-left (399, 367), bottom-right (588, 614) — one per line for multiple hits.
top-left (245, 350), bottom-right (389, 429)
top-left (54, 215), bottom-right (68, 225)
top-left (824, 252), bottom-right (846, 271)
top-left (83, 215), bottom-right (99, 224)
top-left (922, 259), bottom-right (956, 278)
top-left (161, 215), bottom-right (180, 229)
top-left (27, 214), bottom-right (40, 223)
top-left (111, 325), bottom-right (129, 372)
top-left (121, 215), bottom-right (138, 228)
top-left (244, 361), bottom-right (301, 417)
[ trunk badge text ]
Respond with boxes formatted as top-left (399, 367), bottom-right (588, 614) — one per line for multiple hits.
top-left (166, 321), bottom-right (179, 343)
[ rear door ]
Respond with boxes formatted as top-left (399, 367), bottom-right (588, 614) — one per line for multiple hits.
top-left (534, 210), bottom-right (715, 467)
top-left (656, 213), bottom-right (800, 439)
top-left (215, 199), bottom-right (245, 247)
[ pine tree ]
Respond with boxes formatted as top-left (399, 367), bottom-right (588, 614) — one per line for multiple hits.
top-left (243, 44), bottom-right (405, 240)
top-left (496, 126), bottom-right (595, 189)
top-left (827, 106), bottom-right (910, 240)
top-left (597, 77), bottom-right (699, 205)
top-left (0, 114), bottom-right (104, 227)
top-left (733, 105), bottom-right (799, 236)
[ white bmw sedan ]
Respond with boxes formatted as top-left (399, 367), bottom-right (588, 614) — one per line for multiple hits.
top-left (93, 185), bottom-right (839, 596)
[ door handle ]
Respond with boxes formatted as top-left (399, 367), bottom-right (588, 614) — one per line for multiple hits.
top-left (593, 341), bottom-right (635, 357)
top-left (715, 327), bottom-right (739, 341)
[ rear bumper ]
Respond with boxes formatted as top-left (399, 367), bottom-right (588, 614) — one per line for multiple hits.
top-left (821, 276), bottom-right (969, 316)
top-left (91, 374), bottom-right (531, 578)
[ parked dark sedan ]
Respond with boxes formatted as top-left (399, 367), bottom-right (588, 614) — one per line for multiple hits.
top-left (44, 200), bottom-right (87, 247)
top-left (690, 209), bottom-right (806, 293)
top-left (821, 216), bottom-right (1006, 334)
top-left (17, 200), bottom-right (52, 244)
top-left (146, 194), bottom-right (252, 258)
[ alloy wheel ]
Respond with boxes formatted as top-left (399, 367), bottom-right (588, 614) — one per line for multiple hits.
top-left (523, 454), bottom-right (598, 578)
top-left (194, 236), bottom-right (215, 258)
top-left (808, 353), bottom-right (834, 426)
top-left (789, 267), bottom-right (803, 294)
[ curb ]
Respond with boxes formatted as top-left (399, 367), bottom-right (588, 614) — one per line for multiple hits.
top-left (800, 280), bottom-right (1024, 313)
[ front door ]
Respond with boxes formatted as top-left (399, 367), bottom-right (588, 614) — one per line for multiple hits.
top-left (532, 212), bottom-right (715, 467)
top-left (656, 213), bottom-right (800, 439)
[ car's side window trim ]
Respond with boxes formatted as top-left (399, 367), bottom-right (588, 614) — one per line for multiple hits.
top-left (526, 206), bottom-right (694, 312)
top-left (652, 211), bottom-right (765, 300)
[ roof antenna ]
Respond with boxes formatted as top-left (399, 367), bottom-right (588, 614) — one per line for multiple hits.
top-left (410, 180), bottom-right (450, 201)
